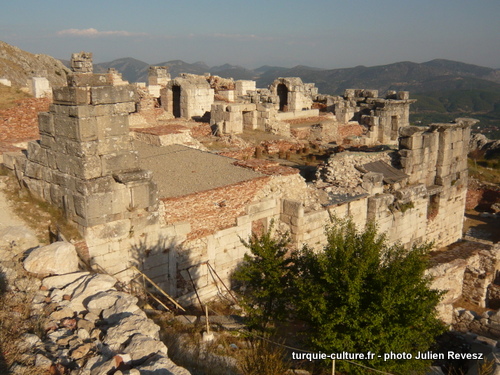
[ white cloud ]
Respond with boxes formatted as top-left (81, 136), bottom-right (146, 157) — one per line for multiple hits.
top-left (211, 33), bottom-right (278, 42)
top-left (57, 28), bottom-right (146, 37)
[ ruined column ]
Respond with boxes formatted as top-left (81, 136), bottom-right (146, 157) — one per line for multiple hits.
top-left (23, 52), bottom-right (161, 278)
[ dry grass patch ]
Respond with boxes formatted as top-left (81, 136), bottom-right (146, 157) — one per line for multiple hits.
top-left (0, 277), bottom-right (48, 374)
top-left (0, 84), bottom-right (31, 111)
top-left (0, 168), bottom-right (82, 244)
top-left (468, 158), bottom-right (500, 185)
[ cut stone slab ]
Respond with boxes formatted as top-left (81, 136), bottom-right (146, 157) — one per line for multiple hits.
top-left (50, 274), bottom-right (94, 303)
top-left (85, 290), bottom-right (121, 314)
top-left (66, 273), bottom-right (117, 313)
top-left (0, 226), bottom-right (39, 256)
top-left (123, 333), bottom-right (168, 362)
top-left (42, 271), bottom-right (90, 290)
top-left (23, 241), bottom-right (78, 276)
top-left (135, 354), bottom-right (192, 375)
top-left (104, 314), bottom-right (160, 351)
top-left (102, 292), bottom-right (140, 321)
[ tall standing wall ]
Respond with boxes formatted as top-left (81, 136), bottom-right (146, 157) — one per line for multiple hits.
top-left (22, 53), bottom-right (164, 280)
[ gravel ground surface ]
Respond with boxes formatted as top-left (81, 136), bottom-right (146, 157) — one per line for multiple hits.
top-left (134, 141), bottom-right (264, 198)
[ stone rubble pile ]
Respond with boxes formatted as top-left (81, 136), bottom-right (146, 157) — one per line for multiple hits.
top-left (455, 308), bottom-right (500, 339)
top-left (315, 151), bottom-right (392, 196)
top-left (0, 225), bottom-right (191, 375)
top-left (24, 272), bottom-right (191, 375)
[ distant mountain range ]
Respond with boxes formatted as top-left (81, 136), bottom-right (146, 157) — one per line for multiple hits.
top-left (69, 57), bottom-right (499, 96)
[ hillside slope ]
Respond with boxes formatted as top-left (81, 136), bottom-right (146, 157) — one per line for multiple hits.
top-left (0, 41), bottom-right (69, 88)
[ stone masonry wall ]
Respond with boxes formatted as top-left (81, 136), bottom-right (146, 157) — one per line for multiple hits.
top-left (161, 74), bottom-right (214, 120)
top-left (21, 54), bottom-right (164, 282)
top-left (159, 177), bottom-right (287, 303)
top-left (399, 119), bottom-right (477, 247)
top-left (269, 77), bottom-right (317, 112)
top-left (427, 242), bottom-right (500, 324)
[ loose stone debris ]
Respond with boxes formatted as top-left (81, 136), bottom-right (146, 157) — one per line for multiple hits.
top-left (0, 229), bottom-right (191, 374)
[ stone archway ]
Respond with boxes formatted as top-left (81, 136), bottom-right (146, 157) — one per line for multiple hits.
top-left (277, 83), bottom-right (288, 112)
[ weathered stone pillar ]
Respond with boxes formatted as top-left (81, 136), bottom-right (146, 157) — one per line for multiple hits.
top-left (23, 53), bottom-right (162, 279)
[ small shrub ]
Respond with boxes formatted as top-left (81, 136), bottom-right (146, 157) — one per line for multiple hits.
top-left (239, 337), bottom-right (290, 375)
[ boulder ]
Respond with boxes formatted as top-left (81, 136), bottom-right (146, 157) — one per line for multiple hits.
top-left (135, 354), bottom-right (192, 375)
top-left (42, 271), bottom-right (90, 290)
top-left (23, 241), bottom-right (78, 276)
top-left (104, 314), bottom-right (160, 351)
top-left (66, 273), bottom-right (117, 313)
top-left (0, 226), bottom-right (39, 256)
top-left (123, 333), bottom-right (168, 362)
top-left (85, 290), bottom-right (140, 321)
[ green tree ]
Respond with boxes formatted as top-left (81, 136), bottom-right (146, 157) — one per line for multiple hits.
top-left (291, 219), bottom-right (445, 373)
top-left (235, 218), bottom-right (446, 374)
top-left (232, 225), bottom-right (292, 328)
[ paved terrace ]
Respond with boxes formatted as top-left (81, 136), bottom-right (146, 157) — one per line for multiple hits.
top-left (134, 140), bottom-right (265, 198)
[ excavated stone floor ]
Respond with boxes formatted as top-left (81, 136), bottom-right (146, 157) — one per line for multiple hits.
top-left (134, 140), bottom-right (264, 198)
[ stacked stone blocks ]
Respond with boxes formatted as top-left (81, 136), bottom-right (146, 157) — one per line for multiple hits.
top-left (398, 118), bottom-right (477, 247)
top-left (23, 53), bottom-right (161, 278)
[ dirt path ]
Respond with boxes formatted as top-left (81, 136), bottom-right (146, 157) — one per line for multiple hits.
top-left (0, 176), bottom-right (24, 229)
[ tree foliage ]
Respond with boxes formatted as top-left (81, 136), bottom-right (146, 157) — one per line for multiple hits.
top-left (234, 218), bottom-right (446, 374)
top-left (232, 226), bottom-right (292, 328)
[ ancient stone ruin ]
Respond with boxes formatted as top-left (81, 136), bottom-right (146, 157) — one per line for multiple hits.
top-left (5, 51), bottom-right (491, 316)
top-left (20, 52), bottom-right (162, 282)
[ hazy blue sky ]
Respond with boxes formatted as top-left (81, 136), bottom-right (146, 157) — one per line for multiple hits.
top-left (1, 0), bottom-right (499, 69)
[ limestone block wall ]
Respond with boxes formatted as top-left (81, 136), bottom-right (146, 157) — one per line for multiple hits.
top-left (210, 102), bottom-right (257, 134)
top-left (156, 172), bottom-right (319, 303)
top-left (324, 90), bottom-right (415, 146)
top-left (235, 80), bottom-right (256, 96)
top-left (31, 77), bottom-right (52, 98)
top-left (148, 85), bottom-right (161, 98)
top-left (21, 62), bottom-right (163, 282)
top-left (161, 192), bottom-right (283, 304)
top-left (372, 98), bottom-right (413, 143)
top-left (399, 119), bottom-right (476, 247)
top-left (366, 185), bottom-right (428, 246)
top-left (161, 75), bottom-right (214, 120)
top-left (276, 109), bottom-right (319, 121)
top-left (426, 242), bottom-right (500, 324)
top-left (255, 103), bottom-right (281, 132)
top-left (148, 66), bottom-right (170, 86)
top-left (269, 77), bottom-right (315, 112)
top-left (280, 196), bottom-right (369, 251)
top-left (216, 90), bottom-right (235, 102)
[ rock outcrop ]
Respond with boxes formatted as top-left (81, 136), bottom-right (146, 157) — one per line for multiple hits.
top-left (23, 241), bottom-right (79, 276)
top-left (0, 41), bottom-right (69, 88)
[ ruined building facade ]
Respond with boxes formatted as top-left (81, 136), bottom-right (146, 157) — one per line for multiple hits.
top-left (10, 53), bottom-right (477, 305)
